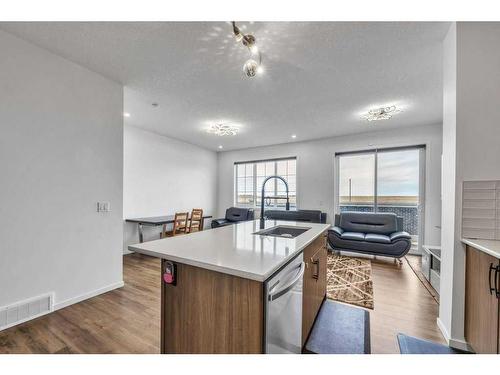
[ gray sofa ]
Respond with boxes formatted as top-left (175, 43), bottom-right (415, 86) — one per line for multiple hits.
top-left (264, 209), bottom-right (327, 223)
top-left (327, 212), bottom-right (411, 258)
top-left (211, 207), bottom-right (255, 228)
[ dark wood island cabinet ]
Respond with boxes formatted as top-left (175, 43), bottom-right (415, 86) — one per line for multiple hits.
top-left (156, 229), bottom-right (328, 353)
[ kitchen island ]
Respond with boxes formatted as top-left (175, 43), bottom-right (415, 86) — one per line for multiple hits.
top-left (129, 219), bottom-right (330, 354)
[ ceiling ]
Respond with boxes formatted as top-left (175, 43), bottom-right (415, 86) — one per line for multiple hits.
top-left (0, 22), bottom-right (450, 151)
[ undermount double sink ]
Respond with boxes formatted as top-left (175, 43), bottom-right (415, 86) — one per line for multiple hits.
top-left (253, 225), bottom-right (311, 238)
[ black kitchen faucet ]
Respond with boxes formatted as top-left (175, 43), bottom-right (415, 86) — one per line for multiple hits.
top-left (259, 175), bottom-right (290, 229)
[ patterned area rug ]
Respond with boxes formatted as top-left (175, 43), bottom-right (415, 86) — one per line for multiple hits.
top-left (326, 253), bottom-right (374, 310)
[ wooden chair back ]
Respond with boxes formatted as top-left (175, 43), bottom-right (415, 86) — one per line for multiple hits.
top-left (189, 208), bottom-right (204, 233)
top-left (161, 212), bottom-right (189, 237)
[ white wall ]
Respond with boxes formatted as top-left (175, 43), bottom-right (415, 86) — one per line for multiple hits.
top-left (0, 30), bottom-right (124, 311)
top-left (123, 125), bottom-right (218, 249)
top-left (218, 123), bottom-right (442, 246)
top-left (439, 22), bottom-right (500, 348)
top-left (438, 22), bottom-right (459, 346)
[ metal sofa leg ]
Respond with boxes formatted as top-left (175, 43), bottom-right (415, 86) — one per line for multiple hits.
top-left (394, 258), bottom-right (403, 266)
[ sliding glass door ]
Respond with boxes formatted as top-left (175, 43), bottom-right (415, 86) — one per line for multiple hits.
top-left (336, 146), bottom-right (425, 254)
top-left (338, 153), bottom-right (375, 212)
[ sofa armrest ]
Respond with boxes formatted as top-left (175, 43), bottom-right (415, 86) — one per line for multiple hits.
top-left (329, 226), bottom-right (344, 236)
top-left (390, 231), bottom-right (411, 241)
top-left (211, 219), bottom-right (229, 228)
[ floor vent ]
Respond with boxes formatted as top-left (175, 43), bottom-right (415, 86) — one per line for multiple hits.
top-left (0, 293), bottom-right (54, 331)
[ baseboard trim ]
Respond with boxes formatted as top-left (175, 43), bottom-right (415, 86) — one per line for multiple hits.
top-left (54, 281), bottom-right (124, 311)
top-left (436, 317), bottom-right (449, 340)
top-left (436, 317), bottom-right (472, 352)
top-left (449, 338), bottom-right (471, 352)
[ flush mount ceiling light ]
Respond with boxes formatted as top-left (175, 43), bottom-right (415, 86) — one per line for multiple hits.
top-left (363, 106), bottom-right (401, 122)
top-left (231, 22), bottom-right (263, 78)
top-left (206, 123), bottom-right (239, 136)
top-left (123, 112), bottom-right (131, 118)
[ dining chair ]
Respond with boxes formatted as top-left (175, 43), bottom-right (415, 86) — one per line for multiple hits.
top-left (162, 212), bottom-right (189, 237)
top-left (188, 208), bottom-right (204, 233)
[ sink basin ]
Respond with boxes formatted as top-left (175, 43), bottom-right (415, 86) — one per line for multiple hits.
top-left (253, 225), bottom-right (311, 238)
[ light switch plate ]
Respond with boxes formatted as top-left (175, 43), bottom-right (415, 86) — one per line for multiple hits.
top-left (97, 202), bottom-right (111, 212)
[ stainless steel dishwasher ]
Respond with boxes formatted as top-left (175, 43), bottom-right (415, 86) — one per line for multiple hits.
top-left (264, 253), bottom-right (305, 354)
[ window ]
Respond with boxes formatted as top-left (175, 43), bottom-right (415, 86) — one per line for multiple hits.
top-left (235, 158), bottom-right (296, 209)
top-left (336, 145), bottom-right (424, 252)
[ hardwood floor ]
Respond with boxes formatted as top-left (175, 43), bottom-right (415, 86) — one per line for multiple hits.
top-left (0, 254), bottom-right (161, 354)
top-left (0, 253), bottom-right (444, 354)
top-left (370, 255), bottom-right (445, 353)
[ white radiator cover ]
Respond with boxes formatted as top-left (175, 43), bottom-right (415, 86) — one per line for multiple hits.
top-left (0, 293), bottom-right (54, 331)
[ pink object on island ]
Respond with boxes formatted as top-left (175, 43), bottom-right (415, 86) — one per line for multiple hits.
top-left (163, 273), bottom-right (174, 284)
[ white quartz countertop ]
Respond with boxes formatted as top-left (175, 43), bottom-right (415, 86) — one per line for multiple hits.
top-left (462, 238), bottom-right (500, 259)
top-left (128, 220), bottom-right (330, 282)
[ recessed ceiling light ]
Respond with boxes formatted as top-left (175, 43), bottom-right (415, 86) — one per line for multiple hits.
top-left (218, 145), bottom-right (223, 149)
top-left (291, 134), bottom-right (297, 139)
top-left (123, 112), bottom-right (131, 118)
top-left (206, 123), bottom-right (239, 136)
top-left (362, 106), bottom-right (401, 122)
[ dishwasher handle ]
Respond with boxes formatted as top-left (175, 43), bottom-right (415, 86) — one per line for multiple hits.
top-left (268, 262), bottom-right (305, 302)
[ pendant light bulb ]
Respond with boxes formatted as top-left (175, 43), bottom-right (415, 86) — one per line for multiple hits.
top-left (243, 59), bottom-right (258, 78)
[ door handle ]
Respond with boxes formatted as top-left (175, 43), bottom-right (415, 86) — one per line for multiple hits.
top-left (495, 265), bottom-right (500, 298)
top-left (312, 259), bottom-right (319, 280)
top-left (488, 263), bottom-right (500, 296)
top-left (268, 262), bottom-right (305, 301)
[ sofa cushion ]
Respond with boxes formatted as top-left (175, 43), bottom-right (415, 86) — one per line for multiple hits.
top-left (341, 232), bottom-right (366, 241)
top-left (365, 233), bottom-right (391, 244)
top-left (225, 207), bottom-right (251, 222)
top-left (327, 233), bottom-right (411, 257)
top-left (390, 231), bottom-right (412, 241)
top-left (339, 212), bottom-right (398, 235)
top-left (264, 209), bottom-right (326, 223)
top-left (329, 226), bottom-right (344, 236)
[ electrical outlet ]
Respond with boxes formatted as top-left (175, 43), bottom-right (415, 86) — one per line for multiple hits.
top-left (97, 202), bottom-right (111, 212)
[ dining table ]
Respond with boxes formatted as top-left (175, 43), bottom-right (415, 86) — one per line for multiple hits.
top-left (125, 214), bottom-right (212, 243)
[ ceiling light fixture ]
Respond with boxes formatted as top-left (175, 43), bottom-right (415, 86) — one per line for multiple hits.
top-left (123, 112), bottom-right (131, 118)
top-left (291, 134), bottom-right (297, 139)
top-left (231, 22), bottom-right (263, 78)
top-left (218, 145), bottom-right (224, 149)
top-left (243, 59), bottom-right (259, 78)
top-left (362, 106), bottom-right (401, 122)
top-left (207, 123), bottom-right (239, 136)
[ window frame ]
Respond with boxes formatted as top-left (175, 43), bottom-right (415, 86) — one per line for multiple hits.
top-left (234, 157), bottom-right (297, 210)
